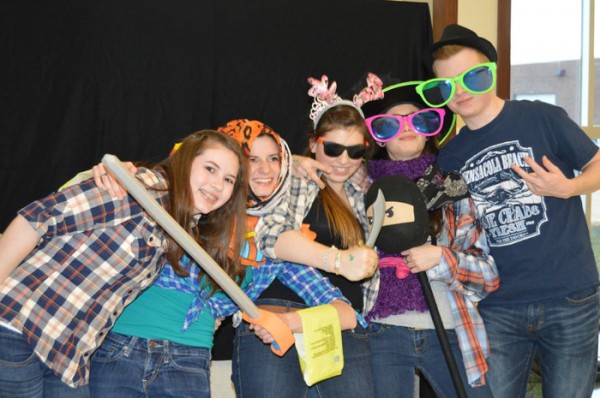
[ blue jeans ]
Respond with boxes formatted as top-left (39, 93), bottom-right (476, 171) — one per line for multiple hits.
top-left (367, 323), bottom-right (492, 398)
top-left (479, 287), bottom-right (600, 398)
top-left (0, 326), bottom-right (90, 398)
top-left (89, 331), bottom-right (210, 398)
top-left (232, 298), bottom-right (374, 398)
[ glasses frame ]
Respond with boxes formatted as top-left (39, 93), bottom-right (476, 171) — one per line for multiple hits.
top-left (365, 108), bottom-right (446, 143)
top-left (416, 62), bottom-right (497, 107)
top-left (316, 137), bottom-right (368, 160)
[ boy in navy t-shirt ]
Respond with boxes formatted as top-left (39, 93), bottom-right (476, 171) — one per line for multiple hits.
top-left (422, 24), bottom-right (600, 398)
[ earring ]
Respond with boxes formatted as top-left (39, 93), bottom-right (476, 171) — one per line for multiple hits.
top-left (376, 142), bottom-right (385, 147)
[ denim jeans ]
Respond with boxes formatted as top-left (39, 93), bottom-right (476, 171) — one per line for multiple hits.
top-left (89, 331), bottom-right (210, 398)
top-left (479, 287), bottom-right (600, 398)
top-left (367, 322), bottom-right (492, 398)
top-left (232, 298), bottom-right (374, 398)
top-left (0, 326), bottom-right (90, 398)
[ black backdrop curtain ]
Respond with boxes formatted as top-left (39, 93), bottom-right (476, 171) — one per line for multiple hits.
top-left (0, 0), bottom-right (432, 231)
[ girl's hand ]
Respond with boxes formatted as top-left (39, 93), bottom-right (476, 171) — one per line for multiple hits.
top-left (338, 245), bottom-right (379, 281)
top-left (93, 162), bottom-right (137, 199)
top-left (402, 244), bottom-right (443, 273)
top-left (292, 155), bottom-right (330, 189)
top-left (248, 312), bottom-right (301, 343)
top-left (249, 323), bottom-right (275, 344)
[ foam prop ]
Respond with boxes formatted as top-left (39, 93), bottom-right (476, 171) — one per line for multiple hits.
top-left (365, 189), bottom-right (385, 248)
top-left (102, 154), bottom-right (295, 356)
top-left (294, 304), bottom-right (343, 386)
top-left (366, 175), bottom-right (467, 398)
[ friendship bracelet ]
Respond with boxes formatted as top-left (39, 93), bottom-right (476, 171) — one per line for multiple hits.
top-left (323, 245), bottom-right (338, 273)
top-left (334, 250), bottom-right (342, 275)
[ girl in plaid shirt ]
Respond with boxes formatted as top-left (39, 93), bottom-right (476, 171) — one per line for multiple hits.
top-left (361, 80), bottom-right (499, 398)
top-left (0, 130), bottom-right (248, 397)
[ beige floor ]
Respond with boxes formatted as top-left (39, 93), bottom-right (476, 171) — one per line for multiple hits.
top-left (210, 360), bottom-right (235, 398)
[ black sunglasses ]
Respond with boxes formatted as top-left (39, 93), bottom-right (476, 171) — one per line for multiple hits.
top-left (317, 137), bottom-right (367, 160)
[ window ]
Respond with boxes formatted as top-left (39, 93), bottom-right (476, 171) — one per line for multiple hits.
top-left (511, 1), bottom-right (582, 122)
top-left (514, 93), bottom-right (556, 104)
top-left (506, 0), bottom-right (599, 269)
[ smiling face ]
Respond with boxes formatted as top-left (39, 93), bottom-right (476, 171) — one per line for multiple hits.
top-left (382, 103), bottom-right (427, 161)
top-left (189, 144), bottom-right (240, 215)
top-left (433, 47), bottom-right (495, 124)
top-left (248, 135), bottom-right (281, 199)
top-left (311, 126), bottom-right (365, 189)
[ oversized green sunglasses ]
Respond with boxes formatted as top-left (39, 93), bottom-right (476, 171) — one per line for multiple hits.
top-left (416, 62), bottom-right (497, 107)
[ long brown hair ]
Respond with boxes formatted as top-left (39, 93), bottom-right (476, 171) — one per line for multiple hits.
top-left (157, 130), bottom-right (248, 291)
top-left (307, 104), bottom-right (371, 249)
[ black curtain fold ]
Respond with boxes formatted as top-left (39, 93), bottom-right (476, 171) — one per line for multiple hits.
top-left (0, 0), bottom-right (432, 230)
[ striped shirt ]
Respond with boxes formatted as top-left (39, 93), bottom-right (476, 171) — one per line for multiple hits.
top-left (363, 197), bottom-right (499, 386)
top-left (0, 168), bottom-right (168, 388)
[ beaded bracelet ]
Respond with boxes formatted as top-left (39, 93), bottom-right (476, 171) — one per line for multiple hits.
top-left (334, 249), bottom-right (342, 275)
top-left (323, 245), bottom-right (338, 273)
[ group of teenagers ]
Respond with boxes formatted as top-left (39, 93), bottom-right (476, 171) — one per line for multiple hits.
top-left (0, 24), bottom-right (599, 398)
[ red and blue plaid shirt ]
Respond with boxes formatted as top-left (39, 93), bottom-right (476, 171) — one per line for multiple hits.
top-left (0, 168), bottom-right (168, 387)
top-left (155, 254), bottom-right (366, 332)
top-left (363, 197), bottom-right (499, 387)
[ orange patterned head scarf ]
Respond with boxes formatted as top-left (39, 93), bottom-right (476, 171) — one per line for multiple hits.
top-left (217, 119), bottom-right (281, 158)
top-left (217, 119), bottom-right (291, 216)
top-left (169, 120), bottom-right (291, 215)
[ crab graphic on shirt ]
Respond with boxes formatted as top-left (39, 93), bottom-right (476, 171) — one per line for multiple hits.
top-left (460, 141), bottom-right (548, 247)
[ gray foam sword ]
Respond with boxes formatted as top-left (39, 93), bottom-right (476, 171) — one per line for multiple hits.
top-left (102, 154), bottom-right (295, 355)
top-left (365, 189), bottom-right (385, 248)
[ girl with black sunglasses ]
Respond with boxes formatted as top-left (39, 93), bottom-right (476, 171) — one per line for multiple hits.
top-left (243, 75), bottom-right (380, 398)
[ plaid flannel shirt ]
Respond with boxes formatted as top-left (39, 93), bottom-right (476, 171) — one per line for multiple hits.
top-left (363, 197), bottom-right (499, 387)
top-left (254, 175), bottom-right (371, 326)
top-left (0, 168), bottom-right (168, 388)
top-left (255, 175), bottom-right (369, 261)
top-left (155, 253), bottom-right (366, 331)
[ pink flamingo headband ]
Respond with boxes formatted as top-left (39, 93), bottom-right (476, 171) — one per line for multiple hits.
top-left (308, 73), bottom-right (384, 128)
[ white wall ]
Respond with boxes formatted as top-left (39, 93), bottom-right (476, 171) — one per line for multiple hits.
top-left (458, 0), bottom-right (498, 49)
top-left (395, 0), bottom-right (498, 48)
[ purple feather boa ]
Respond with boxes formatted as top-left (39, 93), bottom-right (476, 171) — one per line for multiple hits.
top-left (367, 154), bottom-right (435, 182)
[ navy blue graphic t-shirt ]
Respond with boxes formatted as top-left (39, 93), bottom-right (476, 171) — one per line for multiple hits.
top-left (438, 100), bottom-right (599, 305)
